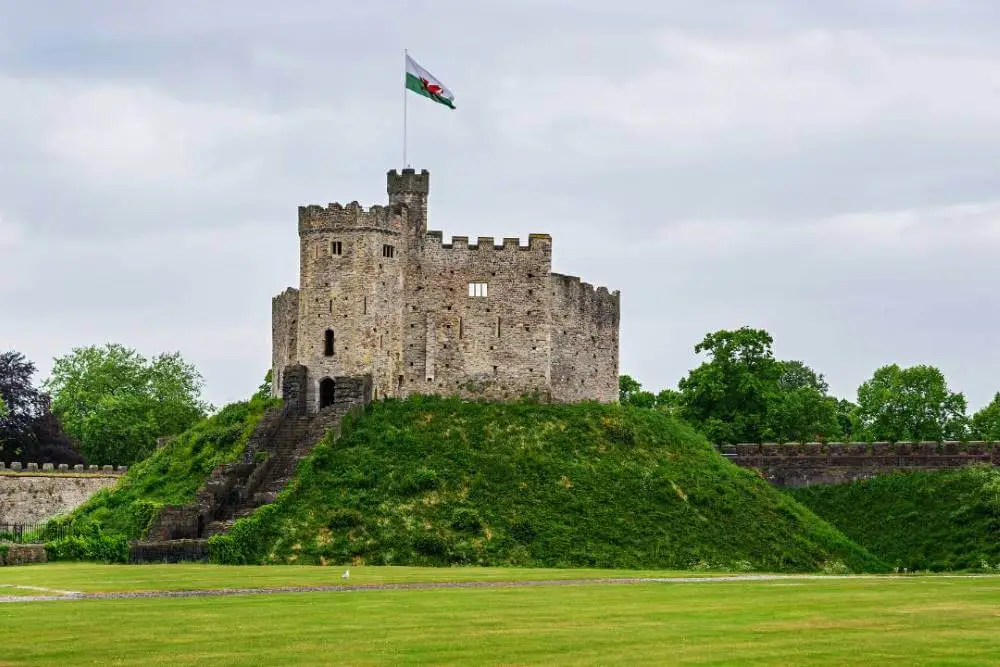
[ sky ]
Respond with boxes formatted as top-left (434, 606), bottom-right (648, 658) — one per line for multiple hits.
top-left (1, 1), bottom-right (999, 411)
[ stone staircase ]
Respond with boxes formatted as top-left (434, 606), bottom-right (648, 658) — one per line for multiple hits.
top-left (129, 370), bottom-right (372, 563)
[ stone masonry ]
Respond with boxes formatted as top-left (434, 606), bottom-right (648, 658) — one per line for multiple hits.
top-left (0, 466), bottom-right (124, 525)
top-left (272, 168), bottom-right (620, 412)
top-left (721, 441), bottom-right (1000, 487)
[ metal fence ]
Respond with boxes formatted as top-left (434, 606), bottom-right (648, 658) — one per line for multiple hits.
top-left (0, 522), bottom-right (68, 545)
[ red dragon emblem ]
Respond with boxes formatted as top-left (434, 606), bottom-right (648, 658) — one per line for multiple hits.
top-left (420, 77), bottom-right (443, 96)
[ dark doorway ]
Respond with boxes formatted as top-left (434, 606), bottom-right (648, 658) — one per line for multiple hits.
top-left (319, 378), bottom-right (336, 409)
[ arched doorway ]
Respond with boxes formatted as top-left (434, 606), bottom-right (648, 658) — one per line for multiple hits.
top-left (319, 378), bottom-right (336, 409)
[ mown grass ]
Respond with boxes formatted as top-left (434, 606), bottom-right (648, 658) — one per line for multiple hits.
top-left (46, 395), bottom-right (277, 540)
top-left (790, 465), bottom-right (1000, 572)
top-left (211, 395), bottom-right (882, 572)
top-left (0, 563), bottom-right (723, 594)
top-left (2, 573), bottom-right (999, 665)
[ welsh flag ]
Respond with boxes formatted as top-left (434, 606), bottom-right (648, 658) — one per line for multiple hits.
top-left (405, 54), bottom-right (455, 109)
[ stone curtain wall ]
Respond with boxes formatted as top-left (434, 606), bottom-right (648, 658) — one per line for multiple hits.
top-left (270, 287), bottom-right (299, 397)
top-left (0, 466), bottom-right (124, 524)
top-left (721, 441), bottom-right (1000, 487)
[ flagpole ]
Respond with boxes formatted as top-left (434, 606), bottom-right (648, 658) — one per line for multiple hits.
top-left (403, 48), bottom-right (408, 168)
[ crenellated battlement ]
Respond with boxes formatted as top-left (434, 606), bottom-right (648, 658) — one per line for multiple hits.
top-left (0, 462), bottom-right (126, 475)
top-left (720, 441), bottom-right (1000, 487)
top-left (298, 201), bottom-right (409, 235)
top-left (424, 230), bottom-right (552, 251)
top-left (387, 168), bottom-right (430, 195)
top-left (551, 272), bottom-right (621, 313)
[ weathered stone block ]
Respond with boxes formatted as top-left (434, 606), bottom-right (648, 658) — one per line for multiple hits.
top-left (57, 464), bottom-right (68, 472)
top-left (10, 462), bottom-right (21, 471)
top-left (73, 464), bottom-right (84, 472)
top-left (42, 463), bottom-right (54, 471)
top-left (26, 463), bottom-right (38, 472)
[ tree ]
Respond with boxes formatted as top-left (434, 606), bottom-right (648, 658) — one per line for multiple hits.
top-left (677, 327), bottom-right (840, 444)
top-left (44, 344), bottom-right (210, 465)
top-left (0, 350), bottom-right (83, 464)
top-left (834, 398), bottom-right (859, 441)
top-left (619, 375), bottom-right (657, 408)
top-left (971, 393), bottom-right (1000, 442)
top-left (854, 364), bottom-right (968, 442)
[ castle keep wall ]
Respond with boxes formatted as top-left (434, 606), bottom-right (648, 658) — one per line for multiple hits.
top-left (271, 288), bottom-right (299, 396)
top-left (721, 441), bottom-right (1000, 487)
top-left (402, 233), bottom-right (554, 400)
top-left (272, 168), bottom-right (621, 409)
top-left (550, 273), bottom-right (620, 403)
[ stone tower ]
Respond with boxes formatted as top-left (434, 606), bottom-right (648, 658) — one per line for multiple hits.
top-left (272, 168), bottom-right (620, 412)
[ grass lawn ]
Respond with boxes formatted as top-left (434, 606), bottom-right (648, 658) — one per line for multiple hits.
top-left (0, 563), bottom-right (721, 593)
top-left (2, 567), bottom-right (1000, 665)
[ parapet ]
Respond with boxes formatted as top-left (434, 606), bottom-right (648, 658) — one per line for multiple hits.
top-left (425, 230), bottom-right (552, 252)
top-left (298, 202), bottom-right (408, 234)
top-left (0, 462), bottom-right (127, 475)
top-left (551, 272), bottom-right (621, 316)
top-left (388, 168), bottom-right (430, 196)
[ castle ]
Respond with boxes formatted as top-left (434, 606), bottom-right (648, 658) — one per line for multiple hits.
top-left (271, 169), bottom-right (620, 411)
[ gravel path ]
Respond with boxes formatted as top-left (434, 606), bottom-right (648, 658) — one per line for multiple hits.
top-left (0, 574), bottom-right (875, 604)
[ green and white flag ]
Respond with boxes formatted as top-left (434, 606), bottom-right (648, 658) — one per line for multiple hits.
top-left (405, 54), bottom-right (455, 109)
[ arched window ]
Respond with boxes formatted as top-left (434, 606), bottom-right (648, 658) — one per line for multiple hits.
top-left (324, 329), bottom-right (335, 356)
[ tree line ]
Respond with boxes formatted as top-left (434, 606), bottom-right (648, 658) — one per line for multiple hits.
top-left (620, 326), bottom-right (1000, 445)
top-left (0, 345), bottom-right (209, 466)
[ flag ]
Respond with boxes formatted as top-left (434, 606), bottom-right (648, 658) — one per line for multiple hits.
top-left (405, 54), bottom-right (455, 109)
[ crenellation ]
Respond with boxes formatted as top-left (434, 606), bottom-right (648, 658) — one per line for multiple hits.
top-left (725, 440), bottom-right (1000, 486)
top-left (272, 168), bottom-right (619, 410)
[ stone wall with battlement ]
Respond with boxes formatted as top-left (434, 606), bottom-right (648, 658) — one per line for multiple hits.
top-left (720, 441), bottom-right (1000, 487)
top-left (0, 466), bottom-right (123, 524)
top-left (272, 168), bottom-right (621, 410)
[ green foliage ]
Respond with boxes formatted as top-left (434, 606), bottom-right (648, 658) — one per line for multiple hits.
top-left (44, 524), bottom-right (128, 563)
top-left (44, 343), bottom-right (211, 465)
top-left (211, 395), bottom-right (882, 572)
top-left (0, 395), bottom-right (7, 420)
top-left (971, 393), bottom-right (1000, 441)
top-left (853, 364), bottom-right (968, 442)
top-left (676, 328), bottom-right (839, 444)
top-left (618, 375), bottom-right (680, 414)
top-left (47, 394), bottom-right (277, 541)
top-left (791, 465), bottom-right (1000, 571)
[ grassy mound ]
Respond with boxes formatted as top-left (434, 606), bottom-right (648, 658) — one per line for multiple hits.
top-left (48, 395), bottom-right (277, 540)
top-left (790, 465), bottom-right (1000, 572)
top-left (210, 396), bottom-right (883, 572)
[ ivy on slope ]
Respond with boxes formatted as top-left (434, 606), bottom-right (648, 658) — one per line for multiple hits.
top-left (211, 396), bottom-right (883, 573)
top-left (47, 395), bottom-right (278, 540)
top-left (790, 466), bottom-right (1000, 572)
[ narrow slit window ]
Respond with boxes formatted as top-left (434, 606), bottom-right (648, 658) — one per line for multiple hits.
top-left (459, 317), bottom-right (463, 339)
top-left (363, 296), bottom-right (367, 315)
top-left (330, 241), bottom-right (343, 256)
top-left (469, 282), bottom-right (488, 298)
top-left (323, 329), bottom-right (335, 356)
top-left (496, 317), bottom-right (501, 338)
top-left (382, 244), bottom-right (395, 258)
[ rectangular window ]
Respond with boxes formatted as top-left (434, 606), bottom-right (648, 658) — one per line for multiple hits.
top-left (382, 244), bottom-right (395, 258)
top-left (330, 241), bottom-right (343, 256)
top-left (468, 282), bottom-right (488, 298)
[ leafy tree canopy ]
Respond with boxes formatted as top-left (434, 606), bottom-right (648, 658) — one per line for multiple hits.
top-left (970, 392), bottom-right (1000, 442)
top-left (44, 344), bottom-right (210, 465)
top-left (676, 327), bottom-right (839, 445)
top-left (619, 375), bottom-right (680, 413)
top-left (853, 364), bottom-right (967, 442)
top-left (0, 350), bottom-right (83, 464)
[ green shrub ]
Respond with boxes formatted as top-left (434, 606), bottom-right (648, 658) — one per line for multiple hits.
top-left (44, 524), bottom-right (128, 563)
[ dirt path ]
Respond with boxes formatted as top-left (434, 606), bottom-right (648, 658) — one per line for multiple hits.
top-left (0, 574), bottom-right (919, 604)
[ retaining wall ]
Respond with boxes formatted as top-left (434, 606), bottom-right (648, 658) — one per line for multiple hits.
top-left (720, 441), bottom-right (999, 487)
top-left (0, 464), bottom-right (125, 524)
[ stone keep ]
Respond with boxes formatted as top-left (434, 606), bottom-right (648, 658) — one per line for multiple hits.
top-left (271, 169), bottom-right (620, 411)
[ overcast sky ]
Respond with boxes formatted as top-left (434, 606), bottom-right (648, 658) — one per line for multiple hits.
top-left (2, 1), bottom-right (999, 411)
